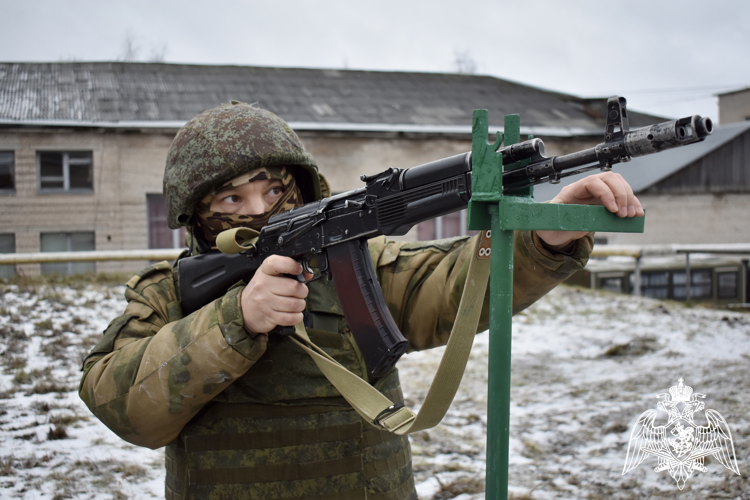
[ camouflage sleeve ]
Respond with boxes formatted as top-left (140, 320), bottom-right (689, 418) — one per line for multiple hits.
top-left (368, 230), bottom-right (593, 351)
top-left (78, 263), bottom-right (267, 449)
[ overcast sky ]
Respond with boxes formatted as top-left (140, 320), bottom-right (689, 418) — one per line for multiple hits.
top-left (2, 0), bottom-right (748, 123)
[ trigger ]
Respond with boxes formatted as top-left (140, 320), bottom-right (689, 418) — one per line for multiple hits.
top-left (302, 255), bottom-right (315, 276)
top-left (292, 257), bottom-right (311, 283)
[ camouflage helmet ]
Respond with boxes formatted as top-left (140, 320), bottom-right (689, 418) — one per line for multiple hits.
top-left (163, 102), bottom-right (321, 229)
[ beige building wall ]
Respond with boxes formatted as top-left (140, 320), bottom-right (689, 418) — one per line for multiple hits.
top-left (718, 89), bottom-right (750, 125)
top-left (0, 128), bottom-right (175, 275)
top-left (0, 127), bottom-right (599, 276)
top-left (599, 193), bottom-right (750, 245)
top-left (302, 133), bottom-right (595, 191)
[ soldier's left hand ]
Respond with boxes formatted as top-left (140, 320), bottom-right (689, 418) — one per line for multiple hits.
top-left (536, 172), bottom-right (644, 247)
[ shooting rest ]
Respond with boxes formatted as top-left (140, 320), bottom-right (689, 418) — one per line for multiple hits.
top-left (468, 110), bottom-right (644, 499)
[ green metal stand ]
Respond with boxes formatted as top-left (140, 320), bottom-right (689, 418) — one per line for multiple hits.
top-left (467, 110), bottom-right (644, 499)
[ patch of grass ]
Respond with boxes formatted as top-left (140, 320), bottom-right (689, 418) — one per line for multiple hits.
top-left (32, 401), bottom-right (51, 413)
top-left (432, 474), bottom-right (484, 499)
top-left (34, 318), bottom-right (54, 333)
top-left (0, 389), bottom-right (16, 399)
top-left (47, 424), bottom-right (68, 440)
top-left (603, 336), bottom-right (659, 357)
top-left (0, 456), bottom-right (13, 476)
top-left (4, 356), bottom-right (27, 372)
top-left (13, 370), bottom-right (32, 385)
top-left (50, 413), bottom-right (84, 426)
top-left (521, 439), bottom-right (545, 458)
top-left (70, 315), bottom-right (88, 325)
top-left (112, 462), bottom-right (147, 479)
top-left (31, 381), bottom-right (70, 395)
top-left (604, 422), bottom-right (629, 434)
top-left (0, 322), bottom-right (27, 342)
top-left (508, 493), bottom-right (535, 500)
top-left (41, 337), bottom-right (72, 360)
top-left (59, 322), bottom-right (81, 335)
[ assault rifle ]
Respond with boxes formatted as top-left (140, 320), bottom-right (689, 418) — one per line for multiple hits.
top-left (178, 97), bottom-right (712, 378)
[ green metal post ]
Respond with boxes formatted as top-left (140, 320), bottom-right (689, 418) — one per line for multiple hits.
top-left (467, 109), bottom-right (645, 499)
top-left (486, 217), bottom-right (514, 499)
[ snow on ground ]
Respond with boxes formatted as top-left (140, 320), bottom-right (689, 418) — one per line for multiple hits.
top-left (0, 281), bottom-right (748, 499)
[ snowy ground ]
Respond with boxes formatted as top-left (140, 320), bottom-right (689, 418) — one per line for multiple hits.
top-left (0, 281), bottom-right (748, 499)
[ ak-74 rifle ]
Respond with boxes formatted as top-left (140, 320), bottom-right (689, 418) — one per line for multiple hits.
top-left (177, 96), bottom-right (713, 378)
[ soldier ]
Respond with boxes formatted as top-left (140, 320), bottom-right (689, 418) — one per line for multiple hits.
top-left (79, 102), bottom-right (643, 499)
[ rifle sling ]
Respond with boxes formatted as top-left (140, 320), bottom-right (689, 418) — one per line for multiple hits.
top-left (290, 231), bottom-right (492, 435)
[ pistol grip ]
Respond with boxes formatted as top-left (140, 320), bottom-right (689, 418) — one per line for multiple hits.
top-left (326, 239), bottom-right (409, 379)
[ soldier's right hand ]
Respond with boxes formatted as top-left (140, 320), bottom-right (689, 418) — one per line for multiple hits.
top-left (240, 255), bottom-right (309, 334)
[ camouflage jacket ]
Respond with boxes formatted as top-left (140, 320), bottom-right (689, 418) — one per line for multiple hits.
top-left (79, 230), bottom-right (592, 449)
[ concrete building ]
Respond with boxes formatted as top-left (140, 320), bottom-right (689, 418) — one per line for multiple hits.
top-left (1, 62), bottom-right (666, 276)
top-left (534, 121), bottom-right (750, 246)
top-left (718, 87), bottom-right (750, 125)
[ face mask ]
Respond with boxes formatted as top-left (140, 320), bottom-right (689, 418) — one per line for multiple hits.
top-left (194, 166), bottom-right (303, 248)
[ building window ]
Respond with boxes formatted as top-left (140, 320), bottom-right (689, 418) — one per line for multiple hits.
top-left (0, 151), bottom-right (14, 192)
top-left (672, 270), bottom-right (712, 300)
top-left (40, 232), bottom-right (95, 275)
top-left (147, 194), bottom-right (186, 249)
top-left (38, 151), bottom-right (93, 192)
top-left (717, 272), bottom-right (738, 299)
top-left (600, 277), bottom-right (623, 293)
top-left (640, 271), bottom-right (669, 299)
top-left (0, 233), bottom-right (15, 278)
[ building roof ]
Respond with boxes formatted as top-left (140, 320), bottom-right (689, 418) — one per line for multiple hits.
top-left (716, 87), bottom-right (750, 97)
top-left (0, 62), bottom-right (664, 137)
top-left (533, 121), bottom-right (750, 200)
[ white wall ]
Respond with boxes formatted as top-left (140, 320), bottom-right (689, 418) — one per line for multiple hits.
top-left (598, 193), bottom-right (750, 245)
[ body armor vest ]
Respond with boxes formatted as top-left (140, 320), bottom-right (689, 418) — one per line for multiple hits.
top-left (165, 279), bottom-right (417, 500)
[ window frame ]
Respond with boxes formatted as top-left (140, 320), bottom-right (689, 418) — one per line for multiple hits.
top-left (39, 231), bottom-right (96, 276)
top-left (0, 150), bottom-right (15, 193)
top-left (0, 233), bottom-right (16, 278)
top-left (717, 271), bottom-right (739, 299)
top-left (36, 151), bottom-right (94, 193)
top-left (147, 193), bottom-right (186, 249)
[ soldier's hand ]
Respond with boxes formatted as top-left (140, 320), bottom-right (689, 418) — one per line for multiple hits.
top-left (240, 255), bottom-right (309, 334)
top-left (537, 172), bottom-right (644, 247)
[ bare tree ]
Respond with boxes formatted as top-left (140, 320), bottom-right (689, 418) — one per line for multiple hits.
top-left (149, 42), bottom-right (168, 63)
top-left (118, 32), bottom-right (140, 62)
top-left (453, 50), bottom-right (478, 75)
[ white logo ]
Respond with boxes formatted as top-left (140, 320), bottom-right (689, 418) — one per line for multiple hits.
top-left (622, 378), bottom-right (740, 490)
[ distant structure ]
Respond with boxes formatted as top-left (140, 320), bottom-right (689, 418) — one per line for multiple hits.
top-left (534, 120), bottom-right (750, 246)
top-left (0, 62), bottom-right (734, 278)
top-left (717, 87), bottom-right (750, 125)
top-left (553, 87), bottom-right (750, 304)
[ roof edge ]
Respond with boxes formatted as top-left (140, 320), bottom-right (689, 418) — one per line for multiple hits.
top-left (638, 121), bottom-right (750, 192)
top-left (0, 119), bottom-right (602, 137)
